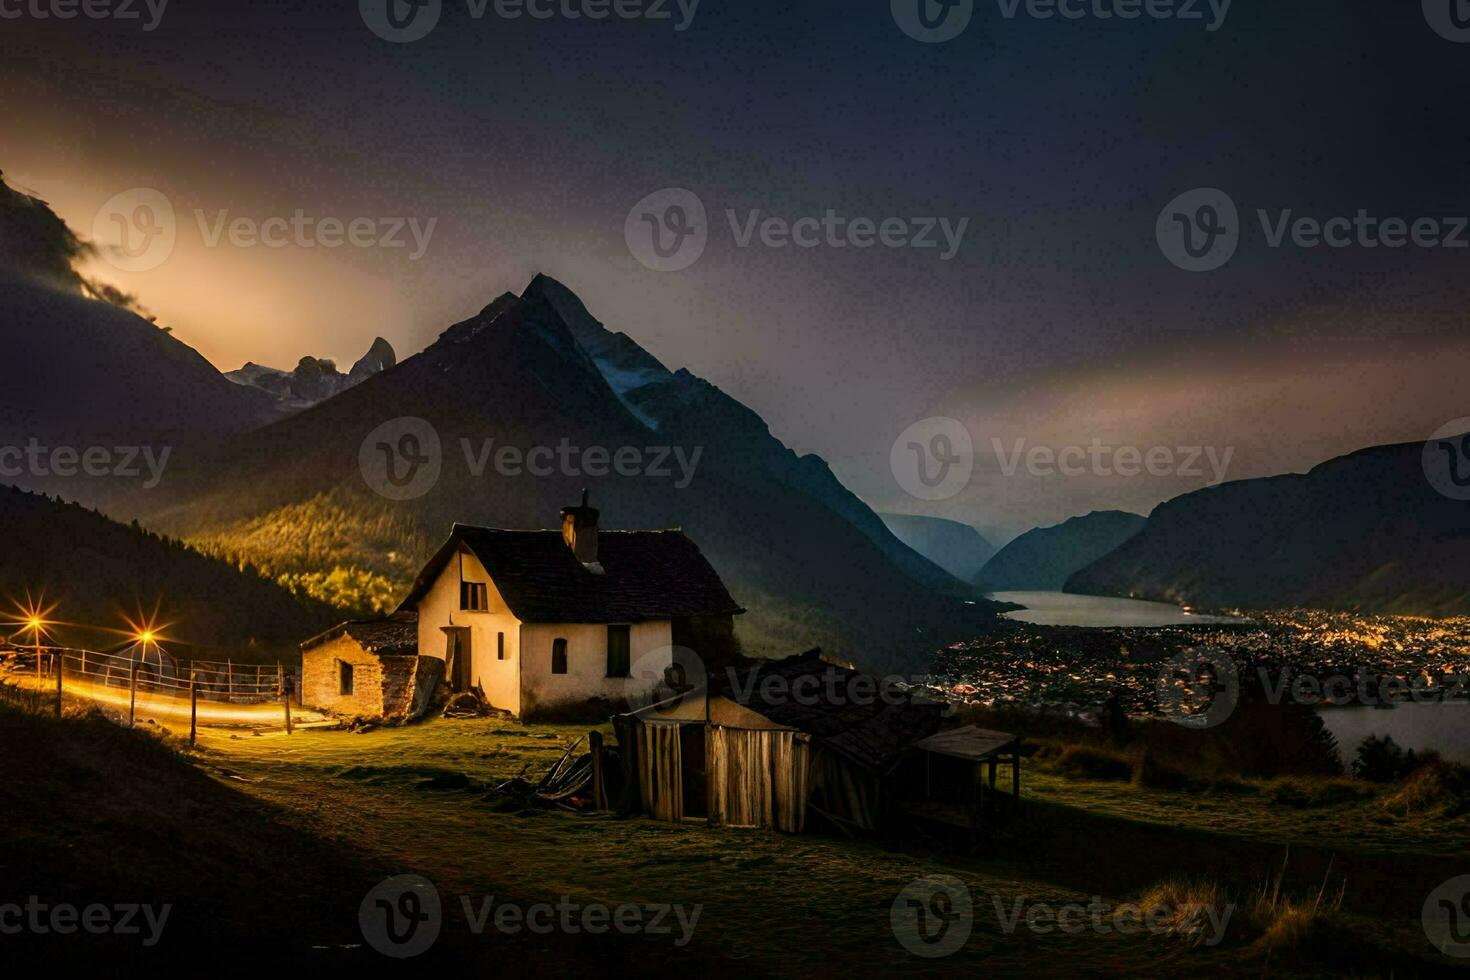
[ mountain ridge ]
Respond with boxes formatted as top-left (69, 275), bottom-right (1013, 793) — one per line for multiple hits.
top-left (118, 275), bottom-right (998, 669)
top-left (976, 510), bottom-right (1146, 593)
top-left (1065, 437), bottom-right (1470, 615)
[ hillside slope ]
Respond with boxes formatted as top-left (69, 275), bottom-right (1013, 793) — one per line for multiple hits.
top-left (0, 177), bottom-right (273, 459)
top-left (976, 510), bottom-right (1146, 592)
top-left (0, 485), bottom-right (335, 654)
top-left (879, 513), bottom-right (995, 583)
top-left (1065, 438), bottom-right (1470, 615)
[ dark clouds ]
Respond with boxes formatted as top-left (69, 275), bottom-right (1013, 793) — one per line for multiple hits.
top-left (3, 0), bottom-right (1468, 533)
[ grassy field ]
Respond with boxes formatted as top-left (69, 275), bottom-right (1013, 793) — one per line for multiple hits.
top-left (175, 715), bottom-right (1469, 978)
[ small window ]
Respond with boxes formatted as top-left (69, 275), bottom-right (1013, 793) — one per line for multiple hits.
top-left (460, 581), bottom-right (488, 611)
top-left (606, 625), bottom-right (631, 678)
top-left (339, 661), bottom-right (354, 697)
top-left (551, 638), bottom-right (568, 675)
top-left (497, 631), bottom-right (506, 661)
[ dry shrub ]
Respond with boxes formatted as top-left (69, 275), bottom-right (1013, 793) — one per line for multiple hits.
top-left (1136, 877), bottom-right (1234, 947)
top-left (1243, 855), bottom-right (1345, 956)
top-left (1380, 758), bottom-right (1470, 819)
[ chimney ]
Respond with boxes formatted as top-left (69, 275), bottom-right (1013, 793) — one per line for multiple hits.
top-left (560, 488), bottom-right (600, 565)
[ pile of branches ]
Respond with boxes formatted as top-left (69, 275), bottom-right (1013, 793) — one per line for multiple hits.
top-left (442, 691), bottom-right (494, 719)
top-left (483, 734), bottom-right (614, 813)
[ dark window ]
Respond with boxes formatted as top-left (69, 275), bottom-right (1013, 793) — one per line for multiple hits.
top-left (551, 638), bottom-right (568, 675)
top-left (460, 581), bottom-right (488, 611)
top-left (497, 631), bottom-right (506, 661)
top-left (606, 625), bottom-right (631, 678)
top-left (339, 661), bottom-right (354, 696)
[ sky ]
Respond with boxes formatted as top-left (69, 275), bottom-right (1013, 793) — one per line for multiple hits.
top-left (4, 0), bottom-right (1470, 541)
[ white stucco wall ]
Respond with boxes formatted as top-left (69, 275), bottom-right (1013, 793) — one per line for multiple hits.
top-left (519, 620), bottom-right (671, 716)
top-left (415, 549), bottom-right (522, 714)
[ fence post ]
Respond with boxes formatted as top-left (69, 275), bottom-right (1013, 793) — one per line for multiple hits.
top-left (54, 651), bottom-right (62, 719)
top-left (128, 663), bottom-right (139, 728)
top-left (589, 731), bottom-right (605, 810)
top-left (283, 690), bottom-right (293, 736)
top-left (226, 659), bottom-right (233, 698)
top-left (190, 667), bottom-right (199, 747)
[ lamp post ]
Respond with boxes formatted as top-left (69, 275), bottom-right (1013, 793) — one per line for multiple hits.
top-left (29, 615), bottom-right (42, 710)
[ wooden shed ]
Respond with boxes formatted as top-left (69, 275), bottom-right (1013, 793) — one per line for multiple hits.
top-left (612, 650), bottom-right (950, 834)
top-left (899, 725), bottom-right (1023, 832)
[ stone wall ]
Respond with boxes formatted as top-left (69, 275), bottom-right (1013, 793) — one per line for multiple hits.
top-left (303, 638), bottom-right (442, 721)
top-left (302, 635), bottom-right (385, 717)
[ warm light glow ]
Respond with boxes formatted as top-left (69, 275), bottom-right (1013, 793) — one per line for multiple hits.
top-left (120, 603), bottom-right (172, 654)
top-left (7, 591), bottom-right (57, 644)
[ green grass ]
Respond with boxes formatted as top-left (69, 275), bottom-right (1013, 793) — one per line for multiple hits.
top-left (179, 716), bottom-right (1465, 977)
top-left (1024, 754), bottom-right (1470, 861)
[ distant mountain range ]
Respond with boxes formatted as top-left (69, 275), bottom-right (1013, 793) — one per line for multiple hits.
top-left (10, 172), bottom-right (1470, 656)
top-left (108, 275), bottom-right (994, 668)
top-left (0, 175), bottom-right (986, 664)
top-left (225, 337), bottom-right (396, 414)
top-left (879, 514), bottom-right (996, 583)
top-left (0, 484), bottom-right (335, 654)
top-left (1066, 439), bottom-right (1470, 616)
top-left (976, 510), bottom-right (1146, 592)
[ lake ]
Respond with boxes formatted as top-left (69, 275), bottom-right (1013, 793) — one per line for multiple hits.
top-left (1319, 703), bottom-right (1470, 765)
top-left (988, 590), bottom-right (1243, 628)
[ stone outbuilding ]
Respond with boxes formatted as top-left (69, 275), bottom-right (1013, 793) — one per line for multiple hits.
top-left (300, 614), bottom-right (441, 721)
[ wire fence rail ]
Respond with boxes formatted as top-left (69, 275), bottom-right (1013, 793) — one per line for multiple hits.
top-left (0, 645), bottom-right (323, 739)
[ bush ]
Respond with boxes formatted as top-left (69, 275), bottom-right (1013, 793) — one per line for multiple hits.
top-left (1351, 734), bottom-right (1419, 783)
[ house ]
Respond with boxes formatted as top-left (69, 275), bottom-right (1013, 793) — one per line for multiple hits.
top-left (300, 614), bottom-right (443, 720)
top-left (394, 492), bottom-right (745, 720)
top-left (612, 649), bottom-right (977, 834)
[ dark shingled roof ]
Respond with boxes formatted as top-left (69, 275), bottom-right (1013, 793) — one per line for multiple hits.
top-left (301, 615), bottom-right (418, 656)
top-left (396, 525), bottom-right (744, 624)
top-left (713, 650), bottom-right (944, 773)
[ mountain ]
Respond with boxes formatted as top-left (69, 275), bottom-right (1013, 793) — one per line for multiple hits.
top-left (975, 510), bottom-right (1146, 592)
top-left (225, 337), bottom-right (398, 414)
top-left (0, 484), bottom-right (335, 654)
top-left (879, 514), bottom-right (996, 582)
top-left (1065, 438), bottom-right (1470, 615)
top-left (527, 275), bottom-right (965, 594)
top-left (122, 275), bottom-right (999, 669)
top-left (0, 177), bottom-right (274, 459)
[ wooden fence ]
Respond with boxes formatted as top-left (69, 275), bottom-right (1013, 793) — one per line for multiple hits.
top-left (4, 646), bottom-right (312, 739)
